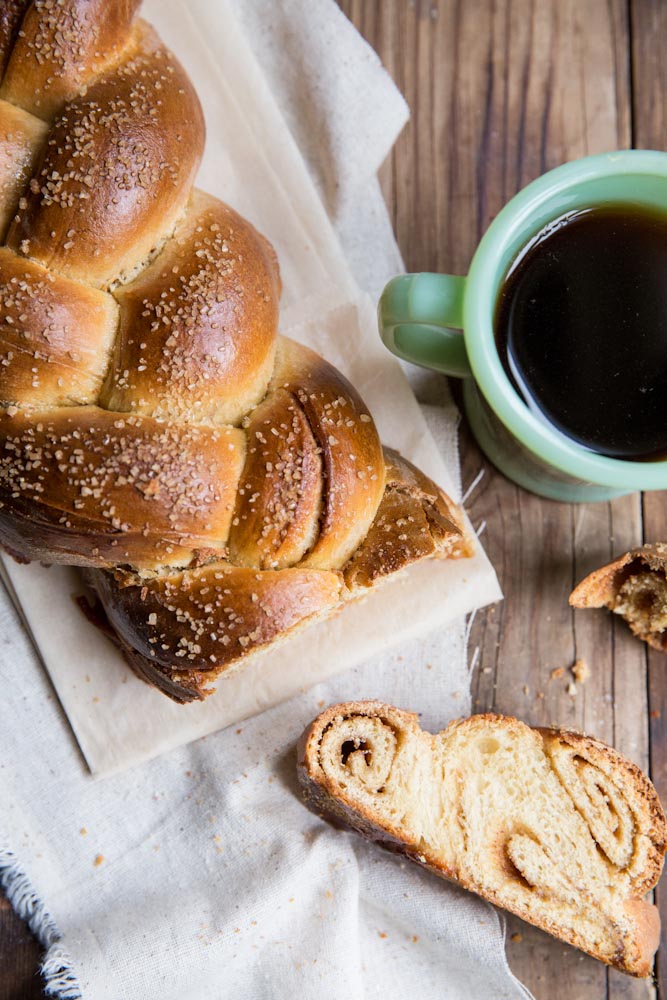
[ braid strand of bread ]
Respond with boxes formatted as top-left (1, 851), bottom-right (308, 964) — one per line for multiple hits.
top-left (0, 1), bottom-right (473, 701)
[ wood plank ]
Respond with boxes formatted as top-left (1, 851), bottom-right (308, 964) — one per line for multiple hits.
top-left (631, 0), bottom-right (667, 151)
top-left (630, 3), bottom-right (667, 995)
top-left (343, 0), bottom-right (631, 272)
top-left (338, 2), bottom-right (654, 998)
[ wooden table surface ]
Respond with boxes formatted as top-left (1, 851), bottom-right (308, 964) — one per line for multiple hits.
top-left (3, 1), bottom-right (667, 998)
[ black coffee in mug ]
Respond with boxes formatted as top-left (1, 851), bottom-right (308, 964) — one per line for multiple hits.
top-left (494, 205), bottom-right (667, 460)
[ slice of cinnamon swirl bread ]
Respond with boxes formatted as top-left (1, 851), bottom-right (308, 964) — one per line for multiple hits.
top-left (298, 701), bottom-right (667, 977)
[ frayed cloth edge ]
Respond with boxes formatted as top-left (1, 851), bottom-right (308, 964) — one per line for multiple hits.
top-left (0, 843), bottom-right (82, 998)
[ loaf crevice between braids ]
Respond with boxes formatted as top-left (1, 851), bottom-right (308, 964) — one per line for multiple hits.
top-left (0, 0), bottom-right (474, 700)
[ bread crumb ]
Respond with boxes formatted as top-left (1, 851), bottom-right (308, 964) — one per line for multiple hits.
top-left (651, 710), bottom-right (661, 719)
top-left (412, 935), bottom-right (419, 943)
top-left (550, 667), bottom-right (565, 680)
top-left (378, 931), bottom-right (387, 939)
top-left (567, 682), bottom-right (577, 696)
top-left (511, 932), bottom-right (523, 944)
top-left (93, 854), bottom-right (104, 867)
top-left (79, 827), bottom-right (87, 836)
top-left (522, 685), bottom-right (529, 696)
top-left (571, 658), bottom-right (590, 684)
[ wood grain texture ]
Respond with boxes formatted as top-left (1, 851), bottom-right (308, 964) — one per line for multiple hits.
top-left (2, 3), bottom-right (666, 999)
top-left (632, 2), bottom-right (667, 994)
top-left (339, 1), bottom-right (660, 999)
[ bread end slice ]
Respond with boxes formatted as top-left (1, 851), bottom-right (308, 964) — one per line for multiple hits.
top-left (570, 544), bottom-right (667, 651)
top-left (298, 702), bottom-right (667, 977)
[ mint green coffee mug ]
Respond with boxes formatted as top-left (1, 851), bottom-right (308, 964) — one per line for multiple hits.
top-left (378, 150), bottom-right (667, 502)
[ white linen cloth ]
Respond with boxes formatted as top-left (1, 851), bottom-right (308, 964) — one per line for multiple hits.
top-left (0, 1), bottom-right (531, 997)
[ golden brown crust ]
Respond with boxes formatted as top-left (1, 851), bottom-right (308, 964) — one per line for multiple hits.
top-left (101, 191), bottom-right (280, 424)
top-left (0, 2), bottom-right (474, 698)
top-left (0, 0), bottom-right (30, 80)
top-left (0, 0), bottom-right (141, 120)
top-left (570, 550), bottom-right (647, 608)
top-left (620, 899), bottom-right (661, 977)
top-left (83, 439), bottom-right (473, 697)
top-left (383, 449), bottom-right (472, 553)
top-left (344, 448), bottom-right (474, 589)
top-left (298, 702), bottom-right (667, 977)
top-left (86, 561), bottom-right (342, 701)
top-left (228, 388), bottom-right (323, 570)
top-left (7, 22), bottom-right (205, 288)
top-left (570, 544), bottom-right (667, 651)
top-left (271, 337), bottom-right (385, 571)
top-left (0, 246), bottom-right (117, 406)
top-left (0, 406), bottom-right (245, 567)
top-left (114, 640), bottom-right (214, 704)
top-left (0, 99), bottom-right (47, 239)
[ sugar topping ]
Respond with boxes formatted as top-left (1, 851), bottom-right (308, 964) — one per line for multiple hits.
top-left (0, 2), bottom-right (395, 678)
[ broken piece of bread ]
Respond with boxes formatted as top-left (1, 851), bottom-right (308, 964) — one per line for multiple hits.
top-left (298, 701), bottom-right (667, 976)
top-left (570, 544), bottom-right (667, 650)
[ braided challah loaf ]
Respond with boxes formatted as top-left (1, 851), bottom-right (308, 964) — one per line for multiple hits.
top-left (299, 702), bottom-right (667, 976)
top-left (0, 1), bottom-right (473, 701)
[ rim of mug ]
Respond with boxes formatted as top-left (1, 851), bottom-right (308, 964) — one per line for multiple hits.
top-left (465, 149), bottom-right (667, 490)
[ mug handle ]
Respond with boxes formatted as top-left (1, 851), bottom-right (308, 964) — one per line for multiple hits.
top-left (378, 273), bottom-right (471, 378)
